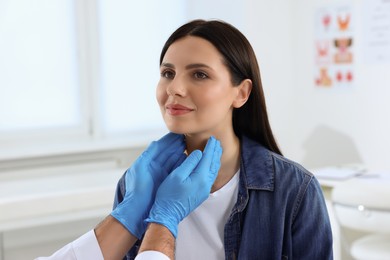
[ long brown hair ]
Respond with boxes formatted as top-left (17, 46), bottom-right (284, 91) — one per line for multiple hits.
top-left (160, 19), bottom-right (282, 155)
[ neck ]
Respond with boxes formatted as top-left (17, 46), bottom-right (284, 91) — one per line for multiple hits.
top-left (185, 130), bottom-right (240, 193)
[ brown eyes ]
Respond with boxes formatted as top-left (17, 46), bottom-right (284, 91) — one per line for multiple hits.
top-left (160, 70), bottom-right (209, 80)
top-left (193, 72), bottom-right (208, 79)
top-left (161, 70), bottom-right (175, 79)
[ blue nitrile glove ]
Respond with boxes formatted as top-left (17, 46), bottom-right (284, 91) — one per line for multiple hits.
top-left (145, 136), bottom-right (222, 237)
top-left (111, 133), bottom-right (186, 239)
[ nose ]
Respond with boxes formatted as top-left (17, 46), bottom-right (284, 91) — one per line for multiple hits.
top-left (166, 76), bottom-right (186, 97)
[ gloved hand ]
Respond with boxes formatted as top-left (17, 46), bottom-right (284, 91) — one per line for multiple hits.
top-left (111, 133), bottom-right (186, 239)
top-left (145, 136), bottom-right (222, 237)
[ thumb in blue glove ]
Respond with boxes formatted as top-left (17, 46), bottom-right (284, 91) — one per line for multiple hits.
top-left (145, 136), bottom-right (222, 237)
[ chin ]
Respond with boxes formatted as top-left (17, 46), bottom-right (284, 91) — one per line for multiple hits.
top-left (165, 125), bottom-right (188, 135)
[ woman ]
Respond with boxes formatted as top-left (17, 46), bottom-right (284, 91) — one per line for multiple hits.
top-left (114, 19), bottom-right (333, 259)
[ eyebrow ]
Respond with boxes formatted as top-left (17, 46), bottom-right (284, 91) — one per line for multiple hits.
top-left (160, 62), bottom-right (212, 70)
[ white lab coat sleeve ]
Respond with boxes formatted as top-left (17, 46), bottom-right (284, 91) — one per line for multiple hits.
top-left (135, 251), bottom-right (171, 260)
top-left (35, 230), bottom-right (104, 260)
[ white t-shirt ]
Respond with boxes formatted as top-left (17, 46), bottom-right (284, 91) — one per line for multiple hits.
top-left (175, 170), bottom-right (240, 260)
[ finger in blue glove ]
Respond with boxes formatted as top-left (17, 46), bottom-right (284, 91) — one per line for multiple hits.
top-left (145, 136), bottom-right (222, 237)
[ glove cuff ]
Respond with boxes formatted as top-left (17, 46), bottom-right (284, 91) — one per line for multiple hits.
top-left (110, 211), bottom-right (145, 240)
top-left (145, 212), bottom-right (179, 238)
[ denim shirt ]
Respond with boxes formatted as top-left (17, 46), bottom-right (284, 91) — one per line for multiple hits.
top-left (113, 136), bottom-right (333, 260)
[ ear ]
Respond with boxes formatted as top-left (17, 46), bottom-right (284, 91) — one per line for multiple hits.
top-left (233, 79), bottom-right (252, 108)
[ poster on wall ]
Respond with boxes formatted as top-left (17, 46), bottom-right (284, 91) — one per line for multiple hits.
top-left (314, 5), bottom-right (354, 88)
top-left (362, 0), bottom-right (390, 63)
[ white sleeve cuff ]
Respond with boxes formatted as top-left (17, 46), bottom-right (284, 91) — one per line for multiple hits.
top-left (135, 250), bottom-right (171, 260)
top-left (34, 230), bottom-right (104, 260)
top-left (72, 230), bottom-right (104, 260)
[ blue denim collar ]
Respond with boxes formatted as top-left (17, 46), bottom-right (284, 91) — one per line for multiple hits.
top-left (240, 136), bottom-right (275, 191)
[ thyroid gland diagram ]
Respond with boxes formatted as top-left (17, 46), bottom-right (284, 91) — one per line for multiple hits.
top-left (337, 13), bottom-right (350, 31)
top-left (334, 37), bottom-right (353, 64)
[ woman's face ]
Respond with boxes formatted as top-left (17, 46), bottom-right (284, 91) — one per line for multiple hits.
top-left (156, 36), bottom-right (240, 138)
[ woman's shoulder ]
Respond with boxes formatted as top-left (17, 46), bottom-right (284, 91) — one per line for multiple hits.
top-left (270, 151), bottom-right (314, 179)
top-left (241, 135), bottom-right (314, 182)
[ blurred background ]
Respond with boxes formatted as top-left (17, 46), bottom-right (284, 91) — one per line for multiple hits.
top-left (0, 0), bottom-right (389, 259)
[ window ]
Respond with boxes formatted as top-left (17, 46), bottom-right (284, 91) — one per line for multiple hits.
top-left (0, 0), bottom-right (186, 153)
top-left (0, 0), bottom-right (84, 137)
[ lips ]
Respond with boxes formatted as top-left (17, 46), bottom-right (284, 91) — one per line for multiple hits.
top-left (166, 104), bottom-right (194, 116)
